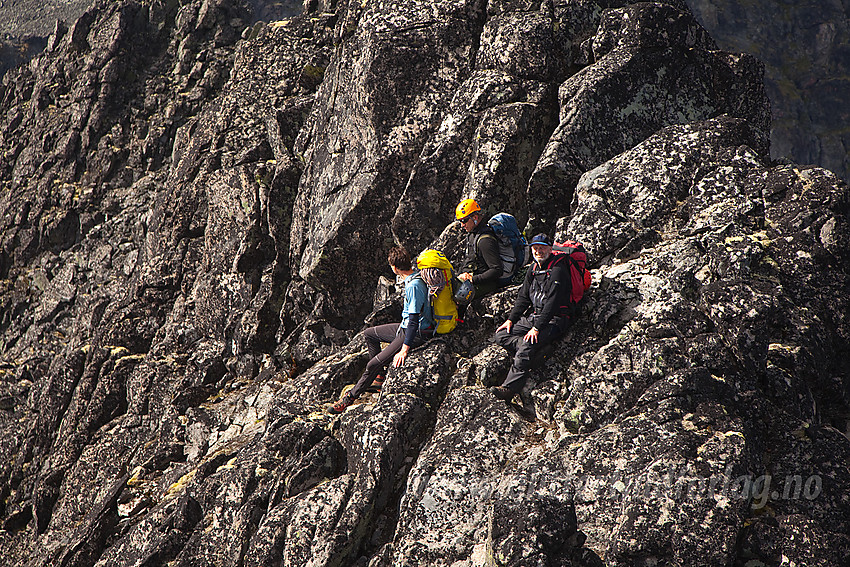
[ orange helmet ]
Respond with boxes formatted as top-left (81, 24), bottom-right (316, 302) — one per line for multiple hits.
top-left (455, 198), bottom-right (481, 220)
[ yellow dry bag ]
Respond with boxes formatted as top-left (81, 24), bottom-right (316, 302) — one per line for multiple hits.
top-left (416, 249), bottom-right (458, 334)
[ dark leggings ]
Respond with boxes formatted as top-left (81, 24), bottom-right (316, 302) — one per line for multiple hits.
top-left (348, 323), bottom-right (431, 400)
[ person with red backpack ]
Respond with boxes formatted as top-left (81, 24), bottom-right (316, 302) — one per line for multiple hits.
top-left (490, 233), bottom-right (574, 402)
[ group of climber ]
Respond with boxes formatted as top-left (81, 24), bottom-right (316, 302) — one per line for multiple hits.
top-left (328, 198), bottom-right (588, 414)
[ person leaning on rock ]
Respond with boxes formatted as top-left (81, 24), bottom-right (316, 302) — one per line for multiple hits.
top-left (490, 233), bottom-right (572, 402)
top-left (328, 246), bottom-right (436, 414)
top-left (455, 198), bottom-right (506, 301)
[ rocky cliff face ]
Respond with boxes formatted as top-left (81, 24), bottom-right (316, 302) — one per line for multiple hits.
top-left (0, 0), bottom-right (90, 78)
top-left (684, 0), bottom-right (850, 184)
top-left (5, 0), bottom-right (849, 185)
top-left (1, 1), bottom-right (849, 566)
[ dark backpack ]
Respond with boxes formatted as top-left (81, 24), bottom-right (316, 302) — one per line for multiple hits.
top-left (487, 213), bottom-right (529, 283)
top-left (551, 240), bottom-right (592, 305)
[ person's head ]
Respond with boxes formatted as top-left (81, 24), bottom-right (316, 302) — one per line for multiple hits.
top-left (388, 246), bottom-right (413, 274)
top-left (455, 198), bottom-right (482, 233)
top-left (529, 233), bottom-right (553, 264)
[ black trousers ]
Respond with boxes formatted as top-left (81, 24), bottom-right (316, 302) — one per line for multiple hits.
top-left (492, 315), bottom-right (564, 393)
top-left (348, 323), bottom-right (432, 400)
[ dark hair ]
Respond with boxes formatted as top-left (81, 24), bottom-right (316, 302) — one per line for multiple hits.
top-left (387, 246), bottom-right (412, 271)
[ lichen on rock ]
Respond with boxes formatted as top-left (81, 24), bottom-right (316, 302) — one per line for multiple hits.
top-left (0, 0), bottom-right (849, 566)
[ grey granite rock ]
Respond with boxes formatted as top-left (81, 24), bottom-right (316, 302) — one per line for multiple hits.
top-left (527, 2), bottom-right (770, 232)
top-left (0, 1), bottom-right (849, 566)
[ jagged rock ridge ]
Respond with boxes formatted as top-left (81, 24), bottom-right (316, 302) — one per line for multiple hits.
top-left (0, 1), bottom-right (848, 566)
top-left (684, 0), bottom-right (850, 185)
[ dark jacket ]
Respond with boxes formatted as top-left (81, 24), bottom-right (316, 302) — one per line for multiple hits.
top-left (462, 220), bottom-right (502, 285)
top-left (508, 253), bottom-right (572, 329)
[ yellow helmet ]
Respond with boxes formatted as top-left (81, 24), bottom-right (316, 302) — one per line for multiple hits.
top-left (455, 198), bottom-right (481, 220)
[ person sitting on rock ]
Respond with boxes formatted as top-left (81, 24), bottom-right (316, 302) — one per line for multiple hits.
top-left (328, 246), bottom-right (436, 414)
top-left (455, 198), bottom-right (507, 301)
top-left (490, 233), bottom-right (572, 402)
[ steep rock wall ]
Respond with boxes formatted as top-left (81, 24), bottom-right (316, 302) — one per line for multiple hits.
top-left (685, 0), bottom-right (850, 185)
top-left (0, 1), bottom-right (848, 566)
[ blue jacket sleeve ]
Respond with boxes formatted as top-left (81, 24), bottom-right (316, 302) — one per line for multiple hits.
top-left (403, 312), bottom-right (420, 346)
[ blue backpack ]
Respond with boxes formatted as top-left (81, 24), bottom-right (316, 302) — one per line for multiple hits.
top-left (488, 213), bottom-right (529, 284)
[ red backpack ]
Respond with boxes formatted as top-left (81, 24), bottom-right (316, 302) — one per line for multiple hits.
top-left (551, 240), bottom-right (592, 304)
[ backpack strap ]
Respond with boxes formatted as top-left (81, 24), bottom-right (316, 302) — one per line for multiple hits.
top-left (562, 252), bottom-right (590, 291)
top-left (531, 253), bottom-right (573, 315)
top-left (474, 225), bottom-right (496, 248)
top-left (562, 251), bottom-right (579, 271)
top-left (533, 253), bottom-right (565, 274)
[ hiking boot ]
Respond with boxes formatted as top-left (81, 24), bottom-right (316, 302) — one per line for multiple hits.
top-left (490, 386), bottom-right (515, 402)
top-left (365, 375), bottom-right (384, 394)
top-left (327, 393), bottom-right (353, 415)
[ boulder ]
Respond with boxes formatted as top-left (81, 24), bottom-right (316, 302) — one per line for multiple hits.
top-left (384, 388), bottom-right (531, 566)
top-left (527, 2), bottom-right (770, 232)
top-left (288, 0), bottom-right (485, 325)
top-left (390, 70), bottom-right (556, 253)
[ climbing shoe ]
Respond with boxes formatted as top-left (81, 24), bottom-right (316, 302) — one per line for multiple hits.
top-left (490, 386), bottom-right (515, 402)
top-left (365, 375), bottom-right (385, 394)
top-left (327, 394), bottom-right (353, 415)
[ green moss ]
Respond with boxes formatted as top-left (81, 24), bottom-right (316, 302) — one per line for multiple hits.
top-left (302, 64), bottom-right (326, 81)
top-left (247, 22), bottom-right (265, 41)
top-left (562, 408), bottom-right (583, 433)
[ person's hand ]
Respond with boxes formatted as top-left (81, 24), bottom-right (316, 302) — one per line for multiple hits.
top-left (496, 320), bottom-right (513, 334)
top-left (393, 344), bottom-right (410, 367)
top-left (524, 327), bottom-right (539, 343)
top-left (458, 272), bottom-right (473, 282)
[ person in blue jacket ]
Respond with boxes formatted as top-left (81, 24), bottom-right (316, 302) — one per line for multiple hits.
top-left (328, 246), bottom-right (435, 414)
top-left (490, 234), bottom-right (572, 401)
